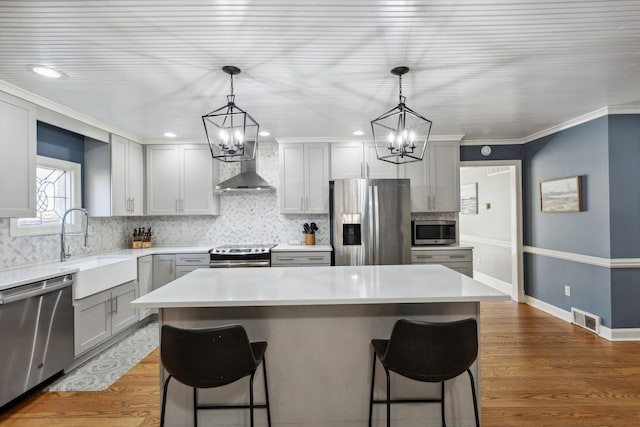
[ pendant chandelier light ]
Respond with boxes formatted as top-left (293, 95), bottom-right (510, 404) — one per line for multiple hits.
top-left (202, 66), bottom-right (259, 162)
top-left (370, 66), bottom-right (432, 164)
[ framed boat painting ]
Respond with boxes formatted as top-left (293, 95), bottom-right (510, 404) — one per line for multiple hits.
top-left (540, 175), bottom-right (582, 213)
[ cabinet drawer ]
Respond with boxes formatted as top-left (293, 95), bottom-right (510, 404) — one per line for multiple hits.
top-left (175, 253), bottom-right (210, 266)
top-left (271, 251), bottom-right (331, 266)
top-left (440, 262), bottom-right (473, 278)
top-left (411, 249), bottom-right (472, 264)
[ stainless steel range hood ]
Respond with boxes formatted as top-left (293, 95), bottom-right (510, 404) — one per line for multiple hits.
top-left (215, 142), bottom-right (273, 191)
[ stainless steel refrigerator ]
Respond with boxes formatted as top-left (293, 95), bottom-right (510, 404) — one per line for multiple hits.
top-left (330, 178), bottom-right (411, 266)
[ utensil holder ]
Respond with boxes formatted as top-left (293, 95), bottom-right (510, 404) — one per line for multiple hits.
top-left (305, 234), bottom-right (315, 245)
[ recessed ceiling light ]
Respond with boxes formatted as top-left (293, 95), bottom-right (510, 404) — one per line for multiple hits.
top-left (259, 130), bottom-right (271, 137)
top-left (163, 132), bottom-right (177, 138)
top-left (32, 65), bottom-right (64, 79)
top-left (352, 130), bottom-right (365, 136)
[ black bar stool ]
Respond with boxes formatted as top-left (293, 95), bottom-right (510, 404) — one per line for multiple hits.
top-left (368, 318), bottom-right (480, 427)
top-left (160, 324), bottom-right (272, 427)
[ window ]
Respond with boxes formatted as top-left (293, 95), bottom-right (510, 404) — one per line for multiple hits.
top-left (10, 156), bottom-right (82, 236)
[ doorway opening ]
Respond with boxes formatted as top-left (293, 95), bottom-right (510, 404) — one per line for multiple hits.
top-left (459, 160), bottom-right (524, 302)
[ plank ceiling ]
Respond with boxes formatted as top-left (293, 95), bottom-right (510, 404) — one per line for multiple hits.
top-left (1, 0), bottom-right (639, 143)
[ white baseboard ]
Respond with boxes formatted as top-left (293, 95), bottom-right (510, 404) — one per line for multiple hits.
top-left (525, 296), bottom-right (640, 341)
top-left (473, 272), bottom-right (512, 296)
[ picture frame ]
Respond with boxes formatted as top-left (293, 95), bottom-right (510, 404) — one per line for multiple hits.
top-left (540, 176), bottom-right (582, 213)
top-left (460, 183), bottom-right (478, 215)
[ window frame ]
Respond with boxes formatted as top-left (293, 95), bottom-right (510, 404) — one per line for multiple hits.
top-left (10, 155), bottom-right (82, 237)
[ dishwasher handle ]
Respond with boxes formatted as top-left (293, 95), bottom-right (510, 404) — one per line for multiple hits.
top-left (0, 275), bottom-right (73, 305)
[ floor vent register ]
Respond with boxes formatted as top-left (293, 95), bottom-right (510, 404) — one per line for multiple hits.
top-left (571, 307), bottom-right (601, 334)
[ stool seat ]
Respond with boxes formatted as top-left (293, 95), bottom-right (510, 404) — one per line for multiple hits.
top-left (368, 318), bottom-right (480, 427)
top-left (160, 324), bottom-right (272, 427)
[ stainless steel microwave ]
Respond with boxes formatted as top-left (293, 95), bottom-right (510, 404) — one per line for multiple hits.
top-left (412, 220), bottom-right (456, 245)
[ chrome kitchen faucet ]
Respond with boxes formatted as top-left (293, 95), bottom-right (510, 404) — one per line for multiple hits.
top-left (60, 208), bottom-right (89, 262)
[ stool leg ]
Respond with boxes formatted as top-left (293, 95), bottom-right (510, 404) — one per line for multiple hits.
top-left (262, 357), bottom-right (272, 427)
top-left (467, 369), bottom-right (480, 427)
top-left (441, 381), bottom-right (446, 427)
top-left (368, 351), bottom-right (376, 427)
top-left (384, 367), bottom-right (391, 427)
top-left (193, 387), bottom-right (198, 427)
top-left (249, 371), bottom-right (256, 427)
top-left (160, 375), bottom-right (172, 427)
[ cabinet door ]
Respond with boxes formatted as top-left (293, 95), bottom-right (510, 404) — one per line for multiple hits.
top-left (181, 145), bottom-right (215, 214)
top-left (137, 255), bottom-right (154, 320)
top-left (364, 142), bottom-right (398, 179)
top-left (305, 143), bottom-right (329, 213)
top-left (128, 141), bottom-right (145, 215)
top-left (110, 135), bottom-right (129, 216)
top-left (401, 160), bottom-right (429, 212)
top-left (111, 281), bottom-right (139, 335)
top-left (429, 141), bottom-right (460, 212)
top-left (153, 254), bottom-right (176, 289)
top-left (146, 145), bottom-right (181, 215)
top-left (74, 290), bottom-right (111, 356)
top-left (0, 91), bottom-right (36, 217)
top-left (279, 143), bottom-right (304, 213)
top-left (330, 142), bottom-right (363, 179)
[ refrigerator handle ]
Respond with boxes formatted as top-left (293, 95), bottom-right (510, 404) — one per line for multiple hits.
top-left (368, 184), bottom-right (375, 265)
top-left (373, 185), bottom-right (380, 264)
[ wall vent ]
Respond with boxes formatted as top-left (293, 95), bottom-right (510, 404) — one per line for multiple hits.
top-left (571, 307), bottom-right (600, 334)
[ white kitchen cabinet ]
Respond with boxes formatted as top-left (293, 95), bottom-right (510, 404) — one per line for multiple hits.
top-left (137, 255), bottom-right (154, 320)
top-left (401, 140), bottom-right (460, 212)
top-left (411, 247), bottom-right (473, 277)
top-left (153, 254), bottom-right (176, 289)
top-left (271, 251), bottom-right (331, 267)
top-left (330, 141), bottom-right (398, 180)
top-left (111, 134), bottom-right (144, 216)
top-left (146, 144), bottom-right (220, 215)
top-left (74, 280), bottom-right (139, 356)
top-left (175, 253), bottom-right (210, 278)
top-left (0, 91), bottom-right (36, 217)
top-left (279, 142), bottom-right (329, 214)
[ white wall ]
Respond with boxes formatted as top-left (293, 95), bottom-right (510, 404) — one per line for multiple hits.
top-left (459, 166), bottom-right (513, 284)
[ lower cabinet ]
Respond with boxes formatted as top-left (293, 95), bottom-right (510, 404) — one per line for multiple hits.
top-left (271, 251), bottom-right (331, 267)
top-left (137, 255), bottom-right (154, 320)
top-left (153, 254), bottom-right (176, 289)
top-left (74, 280), bottom-right (139, 357)
top-left (411, 248), bottom-right (473, 277)
top-left (175, 253), bottom-right (210, 278)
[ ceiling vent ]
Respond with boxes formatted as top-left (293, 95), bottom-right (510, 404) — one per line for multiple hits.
top-left (571, 307), bottom-right (600, 334)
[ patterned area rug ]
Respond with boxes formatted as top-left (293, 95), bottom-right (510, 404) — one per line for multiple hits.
top-left (46, 321), bottom-right (159, 392)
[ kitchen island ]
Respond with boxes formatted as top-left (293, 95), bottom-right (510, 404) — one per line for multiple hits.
top-left (132, 264), bottom-right (508, 427)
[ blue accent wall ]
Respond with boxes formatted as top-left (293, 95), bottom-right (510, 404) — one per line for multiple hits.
top-left (524, 117), bottom-right (610, 258)
top-left (525, 253), bottom-right (612, 326)
top-left (608, 115), bottom-right (640, 258)
top-left (460, 144), bottom-right (524, 162)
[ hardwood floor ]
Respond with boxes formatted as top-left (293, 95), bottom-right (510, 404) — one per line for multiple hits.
top-left (2, 301), bottom-right (640, 426)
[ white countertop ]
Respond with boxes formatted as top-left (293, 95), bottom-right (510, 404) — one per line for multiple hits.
top-left (272, 244), bottom-right (333, 252)
top-left (0, 245), bottom-right (212, 291)
top-left (131, 264), bottom-right (508, 308)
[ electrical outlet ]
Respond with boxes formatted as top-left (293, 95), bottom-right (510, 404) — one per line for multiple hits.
top-left (564, 285), bottom-right (571, 296)
top-left (181, 222), bottom-right (187, 232)
top-left (475, 257), bottom-right (481, 266)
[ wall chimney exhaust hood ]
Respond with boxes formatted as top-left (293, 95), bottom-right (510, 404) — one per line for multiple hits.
top-left (215, 141), bottom-right (273, 191)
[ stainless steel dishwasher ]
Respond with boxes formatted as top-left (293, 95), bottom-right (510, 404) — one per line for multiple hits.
top-left (0, 274), bottom-right (74, 407)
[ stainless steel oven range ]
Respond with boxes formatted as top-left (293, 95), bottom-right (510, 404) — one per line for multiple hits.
top-left (209, 244), bottom-right (275, 268)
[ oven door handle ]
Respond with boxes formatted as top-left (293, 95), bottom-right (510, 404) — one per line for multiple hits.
top-left (209, 260), bottom-right (270, 268)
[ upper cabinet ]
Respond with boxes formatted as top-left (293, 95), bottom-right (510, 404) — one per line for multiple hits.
top-left (401, 140), bottom-right (460, 212)
top-left (146, 144), bottom-right (220, 215)
top-left (0, 91), bottom-right (36, 217)
top-left (110, 135), bottom-right (144, 216)
top-left (85, 134), bottom-right (144, 217)
top-left (279, 142), bottom-right (329, 214)
top-left (330, 141), bottom-right (398, 180)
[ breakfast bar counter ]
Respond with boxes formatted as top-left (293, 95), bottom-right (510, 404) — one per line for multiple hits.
top-left (132, 264), bottom-right (508, 427)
